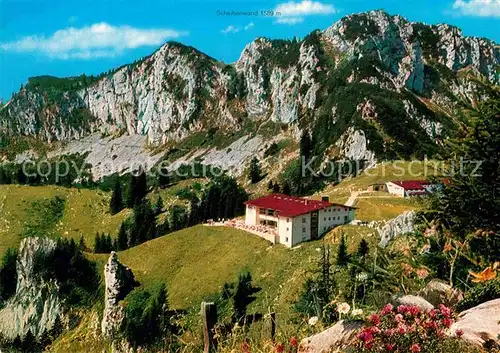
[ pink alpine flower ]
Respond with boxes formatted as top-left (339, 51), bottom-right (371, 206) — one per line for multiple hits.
top-left (410, 343), bottom-right (421, 352)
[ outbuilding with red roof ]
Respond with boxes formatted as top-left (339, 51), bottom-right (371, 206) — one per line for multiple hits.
top-left (386, 180), bottom-right (436, 197)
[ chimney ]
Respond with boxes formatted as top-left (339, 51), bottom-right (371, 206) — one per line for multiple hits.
top-left (321, 196), bottom-right (329, 202)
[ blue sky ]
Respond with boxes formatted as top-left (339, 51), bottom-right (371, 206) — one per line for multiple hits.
top-left (1, 0), bottom-right (499, 101)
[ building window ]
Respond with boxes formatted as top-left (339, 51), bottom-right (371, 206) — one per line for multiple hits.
top-left (286, 237), bottom-right (289, 242)
top-left (287, 218), bottom-right (290, 222)
top-left (344, 215), bottom-right (348, 221)
top-left (338, 216), bottom-right (341, 220)
top-left (328, 217), bottom-right (331, 221)
top-left (302, 218), bottom-right (306, 223)
top-left (302, 227), bottom-right (306, 233)
top-left (286, 227), bottom-right (289, 231)
top-left (259, 208), bottom-right (266, 214)
top-left (324, 217), bottom-right (326, 221)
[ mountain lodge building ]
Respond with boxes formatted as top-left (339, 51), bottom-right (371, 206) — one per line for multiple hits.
top-left (244, 194), bottom-right (356, 247)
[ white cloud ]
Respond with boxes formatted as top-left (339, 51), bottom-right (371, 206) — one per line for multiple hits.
top-left (275, 0), bottom-right (336, 16)
top-left (222, 22), bottom-right (254, 34)
top-left (244, 22), bottom-right (255, 30)
top-left (0, 22), bottom-right (187, 59)
top-left (274, 17), bottom-right (305, 25)
top-left (221, 25), bottom-right (239, 34)
top-left (452, 0), bottom-right (500, 17)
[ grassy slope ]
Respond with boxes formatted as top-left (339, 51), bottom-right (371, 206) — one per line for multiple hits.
top-left (312, 161), bottom-right (440, 220)
top-left (0, 185), bottom-right (129, 255)
top-left (54, 223), bottom-right (374, 352)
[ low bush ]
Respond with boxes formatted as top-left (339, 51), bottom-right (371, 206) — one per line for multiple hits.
top-left (456, 279), bottom-right (500, 312)
top-left (354, 304), bottom-right (477, 353)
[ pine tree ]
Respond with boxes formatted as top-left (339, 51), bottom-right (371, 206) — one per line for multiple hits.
top-left (157, 166), bottom-right (170, 188)
top-left (300, 130), bottom-right (312, 164)
top-left (136, 170), bottom-right (148, 201)
top-left (78, 235), bottom-right (86, 252)
top-left (105, 234), bottom-right (113, 252)
top-left (49, 315), bottom-right (63, 341)
top-left (0, 167), bottom-right (8, 185)
top-left (248, 157), bottom-right (262, 184)
top-left (282, 182), bottom-right (291, 195)
top-left (94, 233), bottom-right (102, 253)
top-left (357, 238), bottom-right (370, 259)
top-left (22, 329), bottom-right (38, 352)
top-left (126, 170), bottom-right (148, 207)
top-left (110, 179), bottom-right (123, 215)
top-left (337, 233), bottom-right (350, 267)
top-left (117, 222), bottom-right (128, 251)
top-left (232, 271), bottom-right (254, 323)
top-left (0, 248), bottom-right (18, 301)
top-left (154, 195), bottom-right (164, 215)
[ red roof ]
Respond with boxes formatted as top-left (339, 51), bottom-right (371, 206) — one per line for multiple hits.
top-left (244, 194), bottom-right (355, 218)
top-left (389, 180), bottom-right (431, 190)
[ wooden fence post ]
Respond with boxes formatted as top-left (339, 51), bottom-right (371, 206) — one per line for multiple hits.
top-left (268, 312), bottom-right (276, 340)
top-left (201, 302), bottom-right (218, 353)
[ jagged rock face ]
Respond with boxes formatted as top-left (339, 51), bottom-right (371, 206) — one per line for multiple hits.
top-left (378, 210), bottom-right (417, 247)
top-left (0, 237), bottom-right (61, 339)
top-left (102, 252), bottom-right (137, 338)
top-left (1, 10), bottom-right (499, 175)
top-left (323, 10), bottom-right (499, 90)
top-left (336, 127), bottom-right (377, 168)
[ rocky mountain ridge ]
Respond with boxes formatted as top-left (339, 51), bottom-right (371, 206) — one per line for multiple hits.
top-left (1, 10), bottom-right (499, 175)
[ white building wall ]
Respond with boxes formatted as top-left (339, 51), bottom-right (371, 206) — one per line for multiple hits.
top-left (318, 206), bottom-right (355, 235)
top-left (277, 216), bottom-right (292, 246)
top-left (245, 205), bottom-right (258, 225)
top-left (386, 182), bottom-right (405, 197)
top-left (288, 214), bottom-right (310, 247)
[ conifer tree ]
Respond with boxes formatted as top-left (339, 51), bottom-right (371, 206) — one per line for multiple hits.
top-left (110, 179), bottom-right (123, 215)
top-left (248, 157), bottom-right (262, 184)
top-left (337, 233), bottom-right (350, 267)
top-left (78, 235), bottom-right (86, 252)
top-left (94, 233), bottom-right (102, 253)
top-left (357, 238), bottom-right (370, 260)
top-left (157, 166), bottom-right (170, 188)
top-left (117, 222), bottom-right (128, 251)
top-left (282, 182), bottom-right (291, 195)
top-left (154, 195), bottom-right (164, 215)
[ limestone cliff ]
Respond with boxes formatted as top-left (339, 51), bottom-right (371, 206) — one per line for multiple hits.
top-left (0, 237), bottom-right (61, 340)
top-left (1, 10), bottom-right (498, 176)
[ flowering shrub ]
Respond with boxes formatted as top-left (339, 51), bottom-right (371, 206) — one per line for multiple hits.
top-left (355, 304), bottom-right (459, 352)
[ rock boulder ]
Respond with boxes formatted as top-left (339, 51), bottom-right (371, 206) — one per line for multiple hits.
top-left (449, 299), bottom-right (500, 348)
top-left (298, 320), bottom-right (363, 353)
top-left (419, 279), bottom-right (463, 307)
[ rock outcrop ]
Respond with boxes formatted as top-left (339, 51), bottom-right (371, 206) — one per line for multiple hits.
top-left (449, 299), bottom-right (500, 348)
top-left (378, 210), bottom-right (417, 247)
top-left (0, 237), bottom-right (61, 339)
top-left (419, 279), bottom-right (463, 307)
top-left (101, 252), bottom-right (137, 337)
top-left (1, 10), bottom-right (498, 179)
top-left (298, 320), bottom-right (363, 353)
